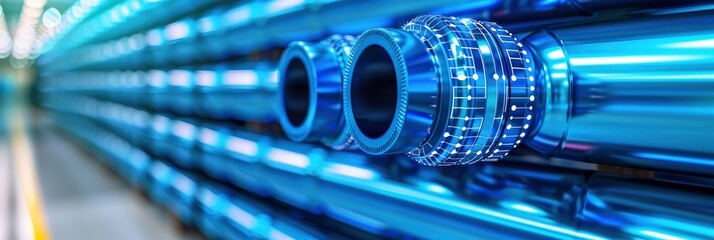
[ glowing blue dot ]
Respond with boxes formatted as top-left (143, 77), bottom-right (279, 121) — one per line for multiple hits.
top-left (506, 124), bottom-right (512, 130)
top-left (530, 95), bottom-right (535, 101)
top-left (527, 115), bottom-right (532, 120)
top-left (493, 74), bottom-right (499, 80)
top-left (443, 132), bottom-right (450, 137)
top-left (524, 124), bottom-right (530, 129)
top-left (511, 105), bottom-right (517, 111)
top-left (473, 74), bottom-right (479, 80)
top-left (530, 86), bottom-right (535, 91)
top-left (467, 95), bottom-right (472, 100)
top-left (511, 75), bottom-right (517, 81)
top-left (457, 74), bottom-right (467, 81)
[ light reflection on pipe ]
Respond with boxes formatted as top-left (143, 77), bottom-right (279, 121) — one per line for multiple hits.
top-left (569, 55), bottom-right (708, 66)
top-left (322, 163), bottom-right (378, 180)
top-left (225, 136), bottom-right (259, 158)
top-left (634, 152), bottom-right (714, 167)
top-left (266, 148), bottom-right (311, 169)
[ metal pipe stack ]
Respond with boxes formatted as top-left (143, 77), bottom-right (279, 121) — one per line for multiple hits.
top-left (36, 0), bottom-right (714, 239)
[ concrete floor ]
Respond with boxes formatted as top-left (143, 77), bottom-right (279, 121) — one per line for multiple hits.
top-left (30, 114), bottom-right (203, 240)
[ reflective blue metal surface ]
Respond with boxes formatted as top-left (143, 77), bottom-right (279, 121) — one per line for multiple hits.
top-left (37, 63), bottom-right (279, 122)
top-left (45, 95), bottom-right (714, 239)
top-left (524, 11), bottom-right (714, 175)
top-left (196, 62), bottom-right (279, 121)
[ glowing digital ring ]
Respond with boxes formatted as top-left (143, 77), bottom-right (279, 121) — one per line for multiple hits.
top-left (278, 35), bottom-right (356, 149)
top-left (399, 16), bottom-right (536, 165)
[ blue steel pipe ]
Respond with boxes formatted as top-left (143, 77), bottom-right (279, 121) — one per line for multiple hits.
top-left (523, 11), bottom-right (714, 175)
top-left (278, 35), bottom-right (356, 150)
top-left (343, 12), bottom-right (714, 175)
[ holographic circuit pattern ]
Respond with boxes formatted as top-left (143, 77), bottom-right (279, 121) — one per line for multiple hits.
top-left (404, 16), bottom-right (536, 165)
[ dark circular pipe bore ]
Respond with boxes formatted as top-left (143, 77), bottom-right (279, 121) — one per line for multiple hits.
top-left (284, 58), bottom-right (310, 127)
top-left (350, 45), bottom-right (398, 139)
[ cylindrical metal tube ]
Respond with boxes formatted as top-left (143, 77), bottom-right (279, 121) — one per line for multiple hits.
top-left (524, 11), bottom-right (714, 175)
top-left (343, 13), bottom-right (714, 175)
top-left (344, 16), bottom-right (536, 165)
top-left (277, 35), bottom-right (356, 150)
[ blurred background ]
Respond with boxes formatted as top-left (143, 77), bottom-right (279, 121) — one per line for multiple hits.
top-left (1, 0), bottom-right (714, 239)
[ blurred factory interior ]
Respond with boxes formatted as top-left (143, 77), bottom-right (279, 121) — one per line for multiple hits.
top-left (1, 0), bottom-right (714, 239)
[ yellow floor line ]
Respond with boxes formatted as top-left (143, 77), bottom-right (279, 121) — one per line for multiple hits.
top-left (9, 108), bottom-right (51, 240)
